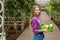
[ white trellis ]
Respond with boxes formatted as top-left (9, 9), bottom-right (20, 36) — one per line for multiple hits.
top-left (0, 0), bottom-right (6, 40)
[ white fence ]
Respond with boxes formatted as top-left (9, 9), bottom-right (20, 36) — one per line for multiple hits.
top-left (0, 0), bottom-right (6, 40)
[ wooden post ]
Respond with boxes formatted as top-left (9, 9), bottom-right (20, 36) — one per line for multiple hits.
top-left (21, 12), bottom-right (25, 31)
top-left (14, 23), bottom-right (18, 33)
top-left (21, 21), bottom-right (24, 31)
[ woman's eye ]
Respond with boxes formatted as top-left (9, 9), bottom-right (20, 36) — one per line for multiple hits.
top-left (35, 9), bottom-right (38, 11)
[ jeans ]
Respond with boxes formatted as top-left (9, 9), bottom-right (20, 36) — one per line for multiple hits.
top-left (33, 32), bottom-right (44, 40)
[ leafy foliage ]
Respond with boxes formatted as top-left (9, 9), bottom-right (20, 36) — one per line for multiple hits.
top-left (45, 0), bottom-right (60, 26)
top-left (5, 0), bottom-right (36, 21)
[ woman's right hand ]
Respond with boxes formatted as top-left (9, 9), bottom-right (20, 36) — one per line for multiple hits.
top-left (43, 29), bottom-right (48, 32)
top-left (38, 29), bottom-right (48, 33)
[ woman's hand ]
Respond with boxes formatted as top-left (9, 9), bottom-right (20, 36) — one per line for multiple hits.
top-left (43, 29), bottom-right (48, 33)
top-left (38, 29), bottom-right (48, 33)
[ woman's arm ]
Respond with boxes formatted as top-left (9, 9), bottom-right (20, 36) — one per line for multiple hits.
top-left (31, 18), bottom-right (39, 33)
top-left (38, 29), bottom-right (48, 33)
top-left (31, 17), bottom-right (47, 34)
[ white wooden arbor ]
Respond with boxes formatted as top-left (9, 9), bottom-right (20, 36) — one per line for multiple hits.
top-left (0, 0), bottom-right (6, 40)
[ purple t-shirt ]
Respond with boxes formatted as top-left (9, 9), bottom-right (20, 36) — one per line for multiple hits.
top-left (31, 16), bottom-right (43, 34)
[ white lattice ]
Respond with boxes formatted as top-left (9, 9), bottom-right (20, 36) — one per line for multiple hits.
top-left (0, 0), bottom-right (6, 40)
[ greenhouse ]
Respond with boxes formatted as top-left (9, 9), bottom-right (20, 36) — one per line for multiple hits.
top-left (0, 0), bottom-right (60, 40)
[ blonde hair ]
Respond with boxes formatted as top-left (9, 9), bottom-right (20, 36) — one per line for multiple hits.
top-left (29, 5), bottom-right (41, 28)
top-left (31, 5), bottom-right (41, 19)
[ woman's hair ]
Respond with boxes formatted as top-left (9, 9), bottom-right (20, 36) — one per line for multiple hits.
top-left (30, 5), bottom-right (41, 19)
top-left (29, 5), bottom-right (41, 26)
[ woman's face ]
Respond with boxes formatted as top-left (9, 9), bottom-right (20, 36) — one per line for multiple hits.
top-left (34, 7), bottom-right (40, 16)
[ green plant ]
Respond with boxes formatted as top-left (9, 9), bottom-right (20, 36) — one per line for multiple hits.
top-left (45, 0), bottom-right (60, 26)
top-left (5, 0), bottom-right (36, 21)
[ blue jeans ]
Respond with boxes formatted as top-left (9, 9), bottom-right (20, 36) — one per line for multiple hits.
top-left (33, 32), bottom-right (44, 40)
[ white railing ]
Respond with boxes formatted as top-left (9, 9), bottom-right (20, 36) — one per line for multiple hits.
top-left (0, 0), bottom-right (6, 40)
